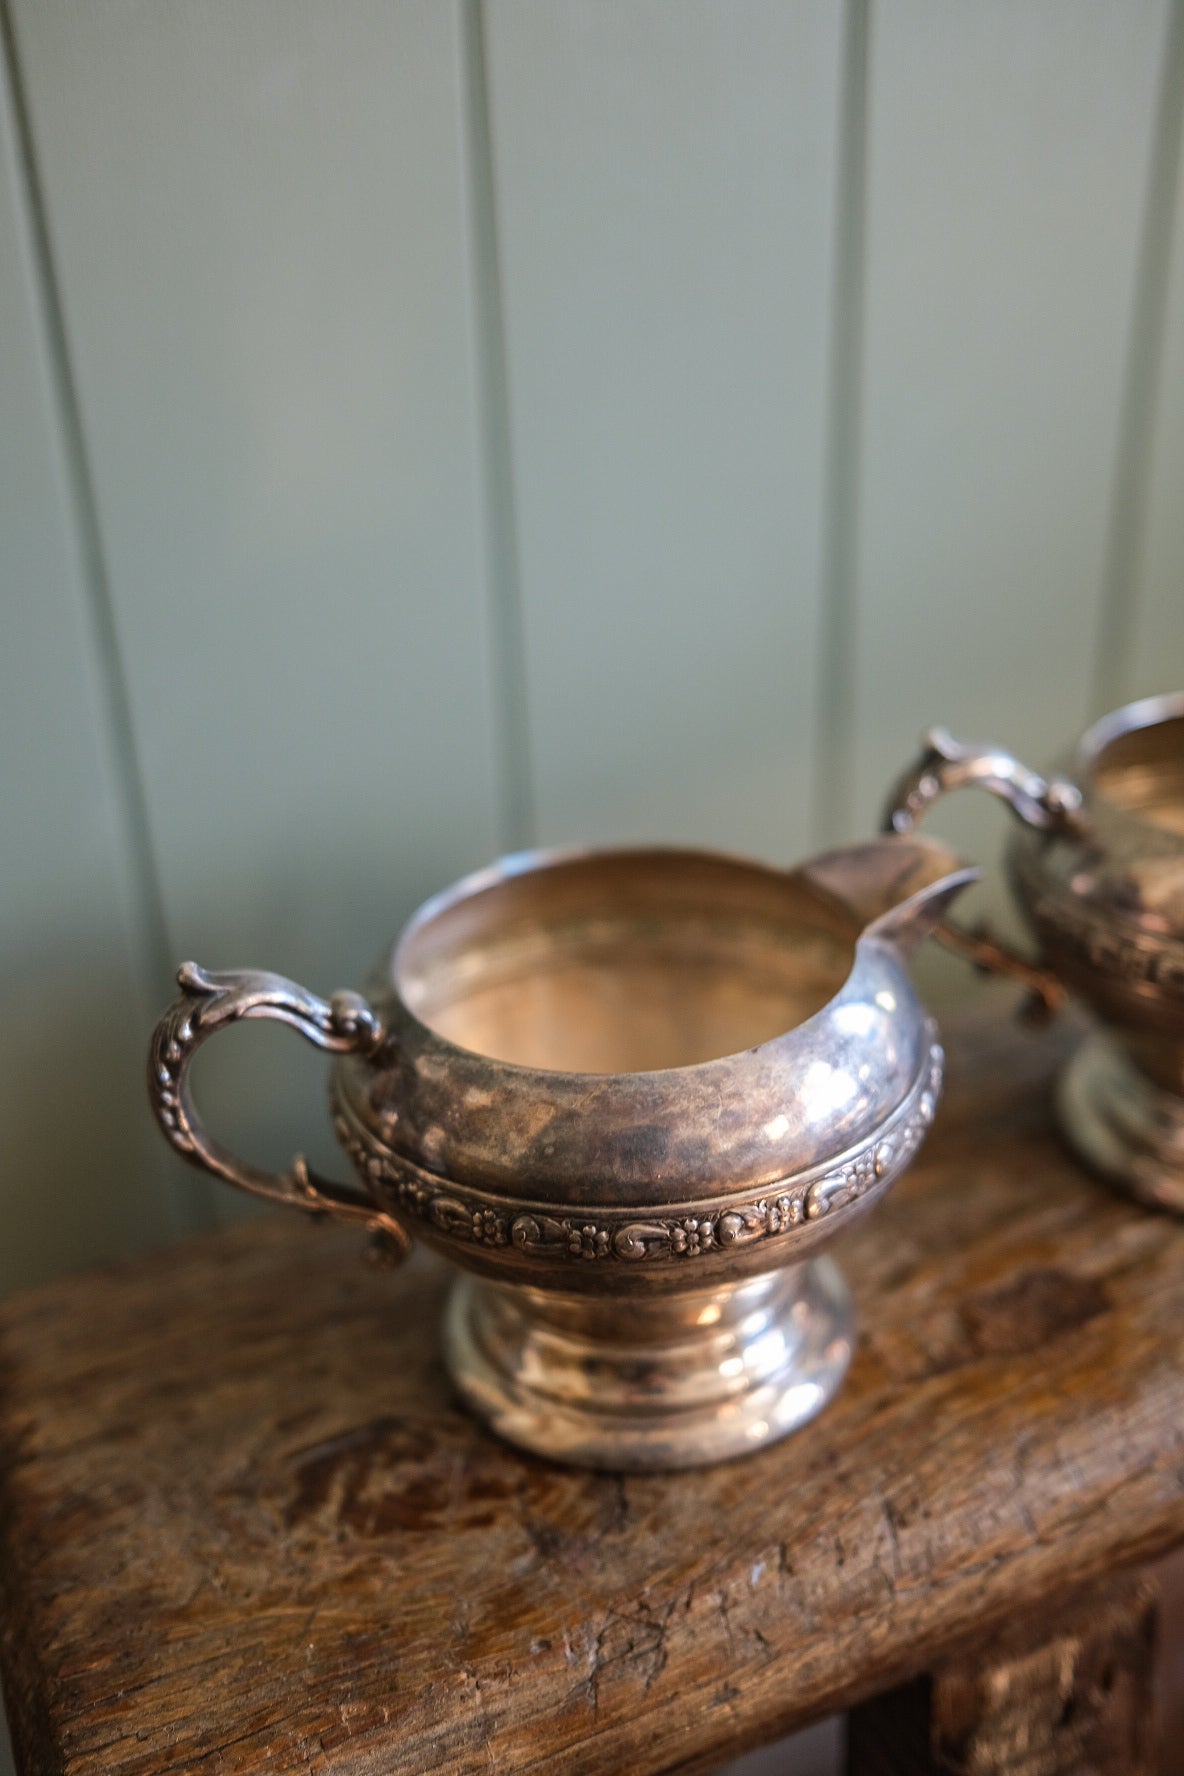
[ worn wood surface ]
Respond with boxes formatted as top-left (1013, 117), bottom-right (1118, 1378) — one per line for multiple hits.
top-left (846, 1572), bottom-right (1159, 1775)
top-left (3, 1004), bottom-right (1184, 1775)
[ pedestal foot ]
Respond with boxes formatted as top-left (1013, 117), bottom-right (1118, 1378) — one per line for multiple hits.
top-left (443, 1256), bottom-right (854, 1470)
top-left (1059, 1031), bottom-right (1184, 1213)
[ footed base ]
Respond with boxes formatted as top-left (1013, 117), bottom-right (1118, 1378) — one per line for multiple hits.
top-left (1059, 1030), bottom-right (1184, 1213)
top-left (443, 1257), bottom-right (854, 1470)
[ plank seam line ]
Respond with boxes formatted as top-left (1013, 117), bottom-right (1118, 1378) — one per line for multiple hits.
top-left (0, 2), bottom-right (174, 986)
top-left (812, 0), bottom-right (871, 849)
top-left (459, 0), bottom-right (535, 854)
top-left (0, 2), bottom-right (215, 1234)
top-left (1092, 0), bottom-right (1184, 716)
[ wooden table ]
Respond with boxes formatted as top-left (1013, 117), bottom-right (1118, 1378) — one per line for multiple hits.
top-left (2, 1006), bottom-right (1183, 1774)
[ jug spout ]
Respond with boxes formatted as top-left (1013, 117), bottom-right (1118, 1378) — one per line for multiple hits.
top-left (796, 835), bottom-right (980, 957)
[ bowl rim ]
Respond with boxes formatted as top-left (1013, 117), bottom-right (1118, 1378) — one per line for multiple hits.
top-left (385, 840), bottom-right (866, 1084)
top-left (1077, 690), bottom-right (1184, 782)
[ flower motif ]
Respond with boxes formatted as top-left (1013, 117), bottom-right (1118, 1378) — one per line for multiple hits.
top-left (400, 1181), bottom-right (431, 1217)
top-left (765, 1193), bottom-right (803, 1234)
top-left (671, 1216), bottom-right (714, 1255)
top-left (471, 1208), bottom-right (506, 1246)
top-left (568, 1223), bottom-right (610, 1259)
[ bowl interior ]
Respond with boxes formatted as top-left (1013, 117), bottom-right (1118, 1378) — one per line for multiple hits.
top-left (395, 849), bottom-right (856, 1074)
top-left (1089, 708), bottom-right (1184, 836)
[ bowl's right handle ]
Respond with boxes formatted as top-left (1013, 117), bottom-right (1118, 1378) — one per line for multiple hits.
top-left (149, 961), bottom-right (411, 1257)
top-left (882, 727), bottom-right (1090, 1019)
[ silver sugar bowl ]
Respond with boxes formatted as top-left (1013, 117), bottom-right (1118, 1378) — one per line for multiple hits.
top-left (886, 692), bottom-right (1184, 1213)
top-left (150, 835), bottom-right (973, 1469)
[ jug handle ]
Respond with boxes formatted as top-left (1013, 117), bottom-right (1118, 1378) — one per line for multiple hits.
top-left (149, 962), bottom-right (411, 1260)
top-left (882, 727), bottom-right (1089, 1021)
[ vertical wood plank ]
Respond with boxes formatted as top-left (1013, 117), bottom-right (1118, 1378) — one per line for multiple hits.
top-left (815, 0), bottom-right (870, 851)
top-left (10, 1), bottom-right (504, 1202)
top-left (0, 27), bottom-right (192, 1291)
top-left (1124, 2), bottom-right (1184, 700)
top-left (482, 0), bottom-right (845, 861)
top-left (849, 2), bottom-right (1168, 913)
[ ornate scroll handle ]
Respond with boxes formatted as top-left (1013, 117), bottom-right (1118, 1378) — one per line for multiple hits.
top-left (882, 728), bottom-right (1091, 1022)
top-left (883, 727), bottom-right (1089, 840)
top-left (149, 963), bottom-right (410, 1257)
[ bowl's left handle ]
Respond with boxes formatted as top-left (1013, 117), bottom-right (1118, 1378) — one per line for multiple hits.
top-left (149, 961), bottom-right (411, 1257)
top-left (882, 726), bottom-right (1088, 839)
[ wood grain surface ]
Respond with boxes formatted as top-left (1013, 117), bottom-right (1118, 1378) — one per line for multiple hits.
top-left (3, 1003), bottom-right (1184, 1775)
top-left (847, 1571), bottom-right (1159, 1775)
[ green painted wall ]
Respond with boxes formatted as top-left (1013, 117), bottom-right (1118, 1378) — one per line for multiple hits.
top-left (2, 0), bottom-right (1183, 1291)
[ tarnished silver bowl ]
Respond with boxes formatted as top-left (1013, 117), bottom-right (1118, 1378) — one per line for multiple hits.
top-left (886, 693), bottom-right (1184, 1213)
top-left (149, 835), bottom-right (973, 1468)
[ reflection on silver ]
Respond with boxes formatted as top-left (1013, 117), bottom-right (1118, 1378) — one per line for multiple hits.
top-left (443, 1259), bottom-right (855, 1470)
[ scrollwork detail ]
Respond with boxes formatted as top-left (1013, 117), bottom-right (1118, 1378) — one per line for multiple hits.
top-left (149, 962), bottom-right (409, 1256)
top-left (331, 1039), bottom-right (945, 1268)
top-left (613, 1223), bottom-right (673, 1262)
